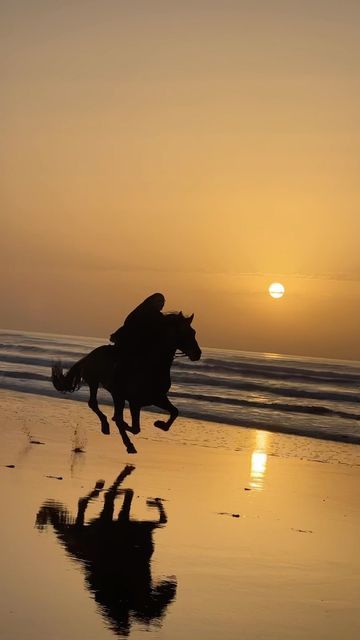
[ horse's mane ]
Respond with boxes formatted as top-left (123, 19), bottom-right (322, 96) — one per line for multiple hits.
top-left (163, 312), bottom-right (190, 322)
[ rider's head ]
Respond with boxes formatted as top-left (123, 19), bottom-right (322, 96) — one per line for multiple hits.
top-left (147, 293), bottom-right (165, 311)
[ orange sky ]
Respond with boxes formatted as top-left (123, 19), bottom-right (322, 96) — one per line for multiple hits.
top-left (1, 1), bottom-right (360, 359)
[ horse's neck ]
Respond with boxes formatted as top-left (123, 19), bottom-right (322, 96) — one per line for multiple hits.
top-left (140, 338), bottom-right (175, 365)
top-left (148, 345), bottom-right (176, 369)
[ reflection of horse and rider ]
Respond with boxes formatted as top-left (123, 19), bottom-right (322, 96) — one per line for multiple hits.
top-left (51, 293), bottom-right (201, 453)
top-left (36, 465), bottom-right (177, 637)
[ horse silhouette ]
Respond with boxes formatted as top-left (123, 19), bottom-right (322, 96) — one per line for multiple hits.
top-left (36, 465), bottom-right (177, 637)
top-left (52, 312), bottom-right (201, 454)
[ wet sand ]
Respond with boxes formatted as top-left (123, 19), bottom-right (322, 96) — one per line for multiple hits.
top-left (1, 389), bottom-right (359, 639)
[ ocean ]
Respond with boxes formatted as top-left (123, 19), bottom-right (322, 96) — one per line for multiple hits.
top-left (1, 328), bottom-right (360, 445)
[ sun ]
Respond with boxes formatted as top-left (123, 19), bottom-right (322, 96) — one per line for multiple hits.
top-left (268, 282), bottom-right (285, 299)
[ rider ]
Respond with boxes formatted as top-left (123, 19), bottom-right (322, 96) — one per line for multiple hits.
top-left (110, 293), bottom-right (165, 356)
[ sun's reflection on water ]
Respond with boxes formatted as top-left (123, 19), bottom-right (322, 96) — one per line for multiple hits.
top-left (250, 431), bottom-right (269, 491)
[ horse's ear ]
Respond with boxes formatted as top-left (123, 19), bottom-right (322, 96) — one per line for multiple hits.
top-left (187, 313), bottom-right (194, 324)
top-left (179, 311), bottom-right (184, 318)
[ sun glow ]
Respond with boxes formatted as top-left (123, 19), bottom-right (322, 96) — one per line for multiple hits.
top-left (268, 282), bottom-right (285, 299)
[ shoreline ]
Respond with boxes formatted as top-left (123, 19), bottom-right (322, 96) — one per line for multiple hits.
top-left (1, 385), bottom-right (360, 448)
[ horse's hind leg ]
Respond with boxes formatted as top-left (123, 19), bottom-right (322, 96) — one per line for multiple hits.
top-left (117, 489), bottom-right (134, 522)
top-left (110, 392), bottom-right (137, 454)
top-left (111, 396), bottom-right (129, 430)
top-left (88, 381), bottom-right (110, 435)
top-left (153, 396), bottom-right (179, 432)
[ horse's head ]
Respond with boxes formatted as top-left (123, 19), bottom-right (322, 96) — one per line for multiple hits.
top-left (170, 312), bottom-right (202, 361)
top-left (36, 501), bottom-right (73, 530)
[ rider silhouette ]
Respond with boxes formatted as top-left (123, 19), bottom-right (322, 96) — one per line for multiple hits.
top-left (110, 293), bottom-right (165, 356)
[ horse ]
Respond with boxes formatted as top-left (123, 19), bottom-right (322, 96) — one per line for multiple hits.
top-left (36, 465), bottom-right (177, 636)
top-left (51, 312), bottom-right (201, 454)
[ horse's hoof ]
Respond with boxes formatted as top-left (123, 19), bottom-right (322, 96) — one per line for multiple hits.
top-left (130, 427), bottom-right (140, 435)
top-left (154, 420), bottom-right (170, 432)
top-left (121, 421), bottom-right (132, 431)
top-left (113, 416), bottom-right (128, 427)
top-left (101, 422), bottom-right (110, 435)
top-left (124, 465), bottom-right (136, 473)
top-left (146, 498), bottom-right (162, 506)
top-left (127, 444), bottom-right (137, 454)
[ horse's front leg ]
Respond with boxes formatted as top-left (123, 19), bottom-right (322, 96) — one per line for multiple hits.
top-left (110, 391), bottom-right (137, 454)
top-left (129, 403), bottom-right (141, 435)
top-left (146, 497), bottom-right (167, 524)
top-left (153, 395), bottom-right (179, 431)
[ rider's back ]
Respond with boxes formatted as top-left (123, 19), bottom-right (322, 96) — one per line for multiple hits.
top-left (110, 293), bottom-right (165, 355)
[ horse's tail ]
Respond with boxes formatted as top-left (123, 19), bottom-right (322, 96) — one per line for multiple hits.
top-left (51, 358), bottom-right (84, 393)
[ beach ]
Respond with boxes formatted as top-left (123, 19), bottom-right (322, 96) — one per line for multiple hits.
top-left (1, 388), bottom-right (359, 640)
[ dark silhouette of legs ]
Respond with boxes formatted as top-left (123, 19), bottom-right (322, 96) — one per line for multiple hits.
top-left (153, 396), bottom-right (179, 431)
top-left (110, 391), bottom-right (137, 453)
top-left (98, 466), bottom-right (135, 523)
top-left (88, 381), bottom-right (110, 435)
top-left (75, 480), bottom-right (105, 526)
top-left (146, 498), bottom-right (168, 524)
top-left (129, 403), bottom-right (141, 434)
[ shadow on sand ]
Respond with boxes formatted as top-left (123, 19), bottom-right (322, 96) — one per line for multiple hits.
top-left (36, 465), bottom-right (177, 636)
